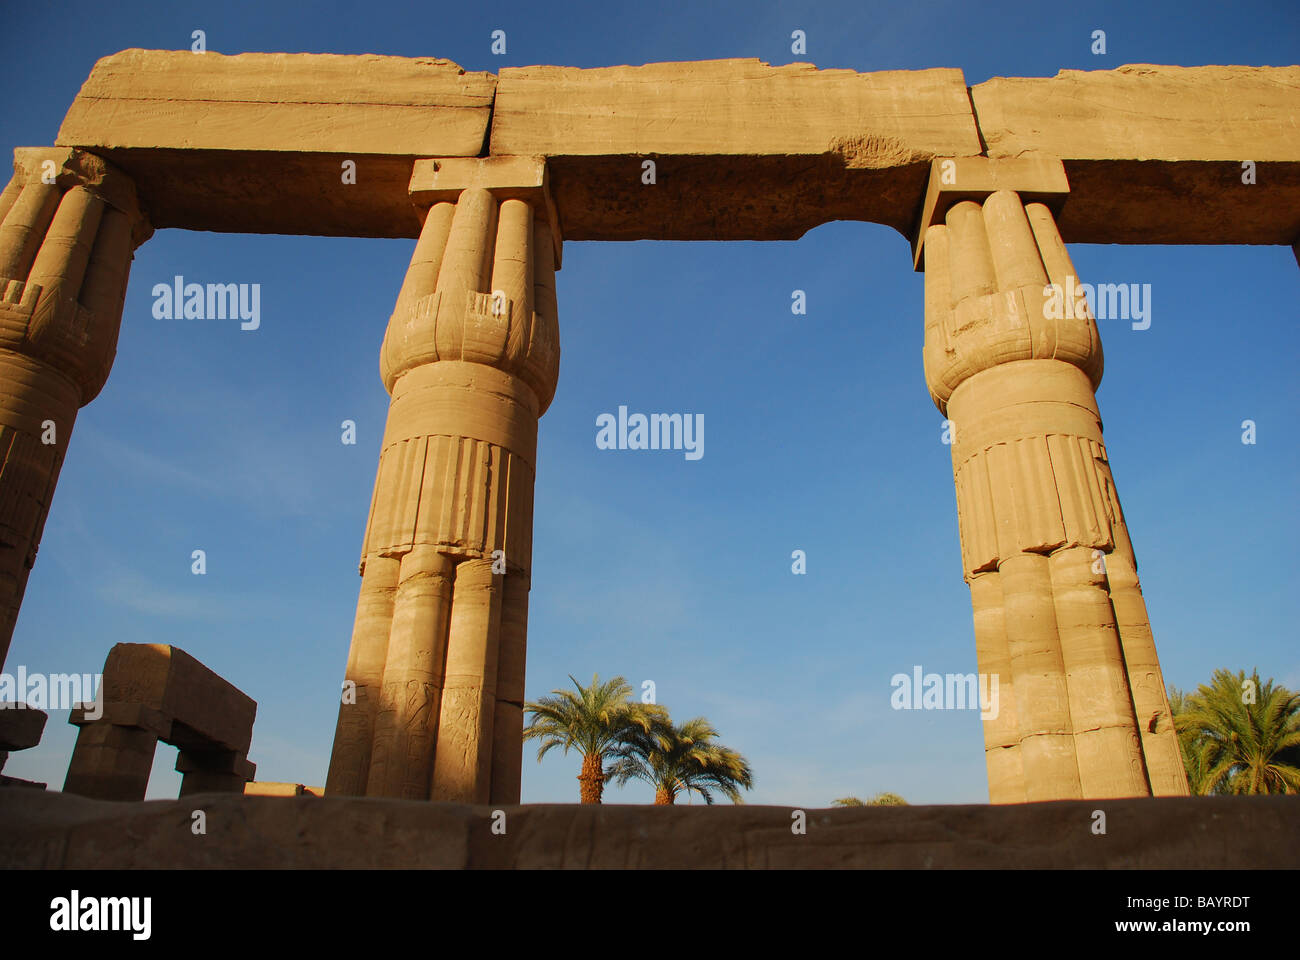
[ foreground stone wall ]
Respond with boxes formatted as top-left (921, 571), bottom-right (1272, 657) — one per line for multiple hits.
top-left (972, 65), bottom-right (1300, 245)
top-left (1, 790), bottom-right (1295, 868)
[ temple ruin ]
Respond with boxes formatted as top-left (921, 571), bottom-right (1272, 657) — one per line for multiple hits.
top-left (1, 50), bottom-right (1297, 805)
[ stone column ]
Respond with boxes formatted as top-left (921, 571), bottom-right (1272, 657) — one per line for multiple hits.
top-left (1105, 510), bottom-right (1189, 795)
top-left (63, 719), bottom-right (158, 801)
top-left (0, 148), bottom-right (150, 669)
top-left (326, 158), bottom-right (559, 803)
top-left (917, 158), bottom-right (1188, 802)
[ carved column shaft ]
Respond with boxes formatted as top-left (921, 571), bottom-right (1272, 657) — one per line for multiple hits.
top-left (919, 158), bottom-right (1187, 801)
top-left (327, 158), bottom-right (559, 804)
top-left (0, 148), bottom-right (150, 669)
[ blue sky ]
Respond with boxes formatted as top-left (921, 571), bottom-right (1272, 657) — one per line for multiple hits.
top-left (2, 0), bottom-right (1297, 805)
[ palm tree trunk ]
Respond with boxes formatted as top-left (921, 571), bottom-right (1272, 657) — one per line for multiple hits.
top-left (578, 752), bottom-right (604, 804)
top-left (654, 787), bottom-right (675, 805)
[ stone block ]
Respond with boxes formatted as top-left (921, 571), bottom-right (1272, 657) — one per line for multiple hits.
top-left (0, 791), bottom-right (1295, 868)
top-left (0, 706), bottom-right (46, 751)
top-left (97, 644), bottom-right (255, 753)
top-left (971, 64), bottom-right (1300, 245)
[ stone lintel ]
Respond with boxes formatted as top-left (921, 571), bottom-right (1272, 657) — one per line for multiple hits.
top-left (912, 157), bottom-right (1070, 270)
top-left (88, 644), bottom-right (256, 754)
top-left (69, 702), bottom-right (169, 740)
top-left (0, 773), bottom-right (46, 789)
top-left (0, 707), bottom-right (47, 752)
top-left (409, 156), bottom-right (563, 268)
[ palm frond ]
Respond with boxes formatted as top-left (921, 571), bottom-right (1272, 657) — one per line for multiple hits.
top-left (1172, 669), bottom-right (1300, 795)
top-left (613, 713), bottom-right (754, 804)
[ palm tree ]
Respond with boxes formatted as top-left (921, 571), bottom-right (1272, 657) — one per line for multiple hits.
top-left (608, 715), bottom-right (754, 805)
top-left (523, 674), bottom-right (665, 804)
top-left (1168, 686), bottom-right (1213, 794)
top-left (832, 792), bottom-right (907, 806)
top-left (1171, 669), bottom-right (1300, 795)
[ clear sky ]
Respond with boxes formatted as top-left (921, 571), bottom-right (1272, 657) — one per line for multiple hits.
top-left (2, 0), bottom-right (1297, 805)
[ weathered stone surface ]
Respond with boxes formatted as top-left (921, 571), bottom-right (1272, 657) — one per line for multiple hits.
top-left (49, 52), bottom-right (1300, 247)
top-left (0, 151), bottom-right (146, 669)
top-left (972, 65), bottom-right (1300, 244)
top-left (0, 773), bottom-right (44, 789)
top-left (975, 64), bottom-right (1300, 163)
top-left (491, 60), bottom-right (981, 240)
top-left (63, 644), bottom-right (258, 801)
top-left (922, 185), bottom-right (1189, 801)
top-left (0, 707), bottom-right (46, 751)
top-left (912, 157), bottom-right (1070, 268)
top-left (55, 54), bottom-right (983, 241)
top-left (93, 644), bottom-right (255, 754)
top-left (56, 50), bottom-right (496, 238)
top-left (0, 790), bottom-right (1295, 868)
top-left (244, 781), bottom-right (306, 797)
top-left (330, 166), bottom-right (555, 804)
top-left (244, 780), bottom-right (325, 790)
top-left (59, 49), bottom-right (495, 157)
top-left (409, 156), bottom-right (563, 264)
top-left (493, 60), bottom-right (975, 160)
top-left (0, 706), bottom-right (46, 788)
top-left (62, 149), bottom-right (428, 239)
top-left (243, 782), bottom-right (325, 797)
